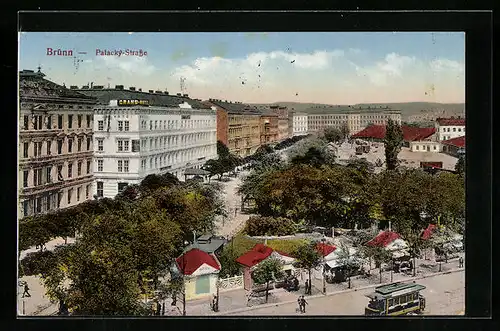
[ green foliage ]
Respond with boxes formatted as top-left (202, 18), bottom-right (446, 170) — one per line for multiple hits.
top-left (383, 119), bottom-right (404, 170)
top-left (217, 245), bottom-right (242, 278)
top-left (217, 140), bottom-right (231, 158)
top-left (340, 122), bottom-right (350, 139)
top-left (244, 216), bottom-right (297, 236)
top-left (323, 126), bottom-right (342, 143)
top-left (292, 242), bottom-right (323, 271)
top-left (455, 155), bottom-right (465, 176)
top-left (139, 173), bottom-right (179, 194)
top-left (251, 257), bottom-right (285, 285)
top-left (266, 239), bottom-right (309, 255)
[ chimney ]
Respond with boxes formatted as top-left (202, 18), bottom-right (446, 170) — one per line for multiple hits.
top-left (149, 90), bottom-right (154, 93)
top-left (129, 87), bottom-right (136, 91)
top-left (90, 82), bottom-right (93, 88)
top-left (115, 85), bottom-right (124, 90)
top-left (183, 94), bottom-right (188, 97)
top-left (177, 93), bottom-right (182, 96)
top-left (70, 85), bottom-right (78, 90)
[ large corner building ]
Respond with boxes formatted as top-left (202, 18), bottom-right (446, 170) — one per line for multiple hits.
top-left (18, 69), bottom-right (97, 219)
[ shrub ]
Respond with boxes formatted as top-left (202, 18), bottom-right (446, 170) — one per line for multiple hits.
top-left (244, 216), bottom-right (297, 237)
top-left (266, 239), bottom-right (309, 255)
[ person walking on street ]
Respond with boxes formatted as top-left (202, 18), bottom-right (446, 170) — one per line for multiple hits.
top-left (459, 257), bottom-right (464, 268)
top-left (300, 296), bottom-right (308, 313)
top-left (22, 283), bottom-right (31, 298)
top-left (297, 296), bottom-right (302, 313)
top-left (304, 280), bottom-right (309, 295)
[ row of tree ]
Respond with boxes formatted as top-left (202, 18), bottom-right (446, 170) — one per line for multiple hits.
top-left (19, 174), bottom-right (227, 315)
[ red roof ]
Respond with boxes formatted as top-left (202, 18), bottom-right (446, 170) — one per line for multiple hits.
top-left (316, 243), bottom-right (336, 256)
top-left (441, 136), bottom-right (465, 148)
top-left (422, 224), bottom-right (437, 240)
top-left (366, 231), bottom-right (400, 247)
top-left (176, 248), bottom-right (221, 275)
top-left (236, 244), bottom-right (274, 268)
top-left (437, 118), bottom-right (465, 126)
top-left (352, 125), bottom-right (435, 142)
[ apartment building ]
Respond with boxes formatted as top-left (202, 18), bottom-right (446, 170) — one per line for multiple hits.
top-left (92, 99), bottom-right (217, 198)
top-left (292, 112), bottom-right (308, 136)
top-left (260, 111), bottom-right (279, 144)
top-left (18, 69), bottom-right (97, 219)
top-left (307, 106), bottom-right (402, 135)
top-left (207, 99), bottom-right (261, 157)
top-left (269, 105), bottom-right (290, 141)
top-left (435, 117), bottom-right (465, 142)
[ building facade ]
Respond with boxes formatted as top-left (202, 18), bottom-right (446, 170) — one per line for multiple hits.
top-left (435, 117), bottom-right (465, 142)
top-left (307, 106), bottom-right (402, 135)
top-left (292, 112), bottom-right (308, 136)
top-left (92, 100), bottom-right (217, 198)
top-left (18, 69), bottom-right (97, 219)
top-left (269, 105), bottom-right (290, 141)
top-left (260, 112), bottom-right (279, 144)
top-left (207, 99), bottom-right (261, 157)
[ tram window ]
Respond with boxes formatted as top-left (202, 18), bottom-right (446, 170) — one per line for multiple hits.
top-left (389, 299), bottom-right (394, 306)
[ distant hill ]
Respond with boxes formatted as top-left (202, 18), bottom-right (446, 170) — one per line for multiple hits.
top-left (251, 102), bottom-right (465, 122)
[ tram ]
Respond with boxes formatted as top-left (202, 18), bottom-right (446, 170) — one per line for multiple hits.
top-left (364, 282), bottom-right (426, 316)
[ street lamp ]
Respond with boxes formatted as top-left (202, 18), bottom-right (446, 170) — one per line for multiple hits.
top-left (182, 240), bottom-right (189, 316)
top-left (321, 238), bottom-right (326, 294)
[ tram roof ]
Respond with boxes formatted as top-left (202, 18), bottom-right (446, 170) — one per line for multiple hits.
top-left (367, 282), bottom-right (426, 299)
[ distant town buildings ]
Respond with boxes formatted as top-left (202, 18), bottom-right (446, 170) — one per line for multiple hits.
top-left (259, 111), bottom-right (280, 144)
top-left (269, 105), bottom-right (290, 141)
top-left (292, 112), bottom-right (308, 136)
top-left (206, 99), bottom-right (262, 157)
top-left (306, 106), bottom-right (402, 135)
top-left (18, 69), bottom-right (97, 218)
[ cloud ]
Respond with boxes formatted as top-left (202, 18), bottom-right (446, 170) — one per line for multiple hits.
top-left (353, 53), bottom-right (416, 86)
top-left (429, 58), bottom-right (464, 73)
top-left (93, 55), bottom-right (156, 76)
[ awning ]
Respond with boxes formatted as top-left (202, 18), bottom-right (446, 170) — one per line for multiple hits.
top-left (326, 260), bottom-right (341, 269)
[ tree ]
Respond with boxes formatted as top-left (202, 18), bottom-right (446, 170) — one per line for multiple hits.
top-left (218, 245), bottom-right (243, 278)
top-left (362, 245), bottom-right (392, 283)
top-left (335, 244), bottom-right (362, 288)
top-left (455, 155), bottom-right (465, 176)
top-left (291, 146), bottom-right (333, 167)
top-left (340, 122), bottom-right (350, 140)
top-left (217, 140), bottom-right (231, 158)
top-left (323, 127), bottom-right (342, 143)
top-left (244, 216), bottom-right (297, 236)
top-left (383, 119), bottom-right (403, 170)
top-left (251, 257), bottom-right (285, 303)
top-left (292, 243), bottom-right (323, 294)
top-left (203, 158), bottom-right (229, 180)
top-left (139, 173), bottom-right (179, 194)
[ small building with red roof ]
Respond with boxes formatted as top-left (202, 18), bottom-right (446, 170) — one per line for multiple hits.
top-left (174, 248), bottom-right (221, 300)
top-left (435, 116), bottom-right (465, 142)
top-left (441, 136), bottom-right (465, 157)
top-left (352, 125), bottom-right (436, 144)
top-left (366, 231), bottom-right (410, 259)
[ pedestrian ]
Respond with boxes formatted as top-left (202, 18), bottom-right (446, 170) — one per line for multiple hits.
top-left (300, 296), bottom-right (308, 313)
top-left (459, 257), bottom-right (464, 268)
top-left (22, 283), bottom-right (31, 298)
top-left (304, 280), bottom-right (309, 294)
top-left (297, 296), bottom-right (302, 313)
top-left (171, 293), bottom-right (177, 306)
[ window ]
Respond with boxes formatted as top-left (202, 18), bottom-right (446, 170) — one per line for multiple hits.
top-left (57, 165), bottom-right (63, 181)
top-left (458, 128), bottom-right (462, 132)
top-left (87, 137), bottom-right (91, 150)
top-left (77, 161), bottom-right (82, 176)
top-left (447, 128), bottom-right (450, 132)
top-left (132, 140), bottom-right (140, 152)
top-left (97, 139), bottom-right (104, 151)
top-left (118, 182), bottom-right (128, 193)
top-left (58, 115), bottom-right (63, 129)
top-left (57, 140), bottom-right (63, 154)
top-left (68, 115), bottom-right (73, 129)
top-left (97, 182), bottom-right (104, 197)
top-left (86, 184), bottom-right (90, 199)
top-left (124, 140), bottom-right (129, 151)
top-left (46, 166), bottom-right (52, 183)
top-left (118, 121), bottom-right (123, 131)
top-left (124, 121), bottom-right (129, 131)
top-left (36, 197), bottom-right (42, 213)
top-left (77, 187), bottom-right (81, 201)
top-left (118, 160), bottom-right (123, 172)
top-left (68, 139), bottom-right (73, 153)
top-left (86, 115), bottom-right (91, 128)
top-left (149, 121), bottom-right (153, 130)
top-left (46, 140), bottom-right (51, 155)
top-left (78, 115), bottom-right (82, 128)
top-left (68, 163), bottom-right (73, 178)
top-left (87, 160), bottom-right (91, 174)
top-left (453, 128), bottom-right (456, 132)
top-left (23, 142), bottom-right (29, 158)
top-left (23, 116), bottom-right (29, 130)
top-left (416, 145), bottom-right (419, 150)
top-left (98, 120), bottom-right (104, 131)
top-left (149, 139), bottom-right (153, 150)
top-left (77, 138), bottom-right (82, 151)
top-left (97, 159), bottom-right (103, 172)
top-left (67, 188), bottom-right (73, 204)
top-left (433, 146), bottom-right (437, 150)
top-left (23, 200), bottom-right (29, 217)
top-left (123, 160), bottom-right (129, 172)
top-left (118, 140), bottom-right (123, 152)
top-left (46, 115), bottom-right (52, 129)
top-left (23, 170), bottom-right (28, 187)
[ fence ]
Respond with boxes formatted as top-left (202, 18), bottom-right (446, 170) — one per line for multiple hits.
top-left (218, 275), bottom-right (244, 292)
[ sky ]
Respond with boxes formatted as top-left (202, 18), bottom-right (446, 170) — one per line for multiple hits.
top-left (18, 32), bottom-right (465, 104)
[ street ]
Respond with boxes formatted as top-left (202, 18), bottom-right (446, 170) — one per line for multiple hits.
top-left (224, 270), bottom-right (464, 316)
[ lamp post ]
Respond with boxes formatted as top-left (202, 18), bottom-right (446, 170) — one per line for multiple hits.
top-left (321, 238), bottom-right (326, 294)
top-left (182, 240), bottom-right (189, 316)
top-left (390, 258), bottom-right (393, 283)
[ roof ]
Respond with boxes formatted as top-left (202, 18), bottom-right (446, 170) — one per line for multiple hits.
top-left (441, 136), bottom-right (465, 148)
top-left (78, 89), bottom-right (211, 109)
top-left (421, 224), bottom-right (437, 240)
top-left (373, 282), bottom-right (426, 298)
top-left (176, 248), bottom-right (220, 275)
top-left (207, 99), bottom-right (262, 115)
top-left (304, 105), bottom-right (401, 115)
top-left (236, 243), bottom-right (273, 268)
top-left (437, 117), bottom-right (465, 126)
top-left (351, 125), bottom-right (436, 142)
top-left (366, 231), bottom-right (400, 247)
top-left (316, 243), bottom-right (336, 256)
top-left (19, 70), bottom-right (97, 102)
top-left (184, 235), bottom-right (227, 254)
top-left (184, 168), bottom-right (211, 176)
